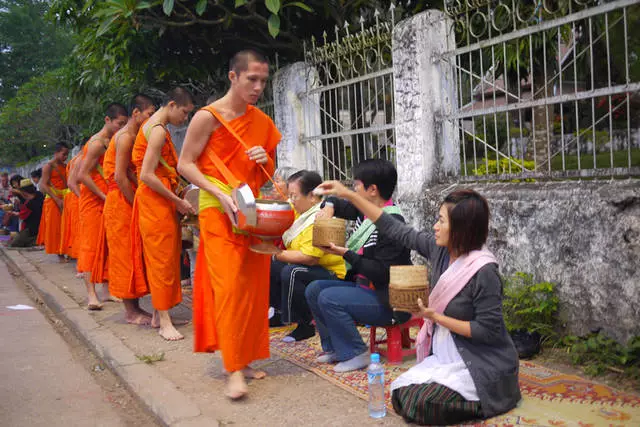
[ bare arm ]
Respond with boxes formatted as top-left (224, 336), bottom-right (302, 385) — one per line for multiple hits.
top-left (316, 180), bottom-right (383, 221)
top-left (140, 126), bottom-right (193, 215)
top-left (39, 163), bottom-right (63, 210)
top-left (113, 133), bottom-right (136, 205)
top-left (67, 158), bottom-right (81, 197)
top-left (178, 110), bottom-right (238, 221)
top-left (78, 141), bottom-right (107, 201)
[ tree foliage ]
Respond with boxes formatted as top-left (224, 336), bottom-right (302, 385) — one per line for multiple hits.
top-left (0, 0), bottom-right (73, 104)
top-left (0, 69), bottom-right (83, 165)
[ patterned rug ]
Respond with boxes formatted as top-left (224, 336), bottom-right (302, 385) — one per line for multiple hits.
top-left (270, 325), bottom-right (640, 426)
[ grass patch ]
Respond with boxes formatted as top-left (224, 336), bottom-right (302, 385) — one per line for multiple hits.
top-left (550, 148), bottom-right (640, 170)
top-left (136, 352), bottom-right (165, 364)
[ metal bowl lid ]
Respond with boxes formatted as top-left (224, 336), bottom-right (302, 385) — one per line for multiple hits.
top-left (233, 183), bottom-right (257, 227)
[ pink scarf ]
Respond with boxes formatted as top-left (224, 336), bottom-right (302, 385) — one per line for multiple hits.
top-left (415, 248), bottom-right (497, 362)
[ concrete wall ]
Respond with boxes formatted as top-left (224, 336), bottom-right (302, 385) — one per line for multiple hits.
top-left (398, 181), bottom-right (640, 343)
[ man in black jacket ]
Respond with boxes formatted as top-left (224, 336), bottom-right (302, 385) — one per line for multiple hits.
top-left (306, 159), bottom-right (411, 372)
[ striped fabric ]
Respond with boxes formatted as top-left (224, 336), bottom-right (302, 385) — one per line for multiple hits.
top-left (392, 382), bottom-right (482, 425)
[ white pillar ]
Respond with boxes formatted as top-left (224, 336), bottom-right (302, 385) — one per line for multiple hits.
top-left (273, 62), bottom-right (323, 175)
top-left (392, 10), bottom-right (459, 202)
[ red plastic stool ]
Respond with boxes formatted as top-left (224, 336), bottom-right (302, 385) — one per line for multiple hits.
top-left (369, 317), bottom-right (424, 365)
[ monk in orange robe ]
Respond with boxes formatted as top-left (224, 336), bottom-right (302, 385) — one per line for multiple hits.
top-left (178, 50), bottom-right (281, 399)
top-left (37, 143), bottom-right (70, 260)
top-left (60, 153), bottom-right (81, 259)
top-left (103, 94), bottom-right (156, 324)
top-left (77, 103), bottom-right (128, 310)
top-left (130, 87), bottom-right (195, 340)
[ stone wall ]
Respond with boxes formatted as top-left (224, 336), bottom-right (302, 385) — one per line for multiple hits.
top-left (398, 180), bottom-right (640, 343)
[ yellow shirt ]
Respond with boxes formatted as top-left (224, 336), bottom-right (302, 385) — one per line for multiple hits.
top-left (288, 224), bottom-right (346, 279)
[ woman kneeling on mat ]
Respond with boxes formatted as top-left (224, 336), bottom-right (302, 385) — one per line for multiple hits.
top-left (313, 183), bottom-right (521, 425)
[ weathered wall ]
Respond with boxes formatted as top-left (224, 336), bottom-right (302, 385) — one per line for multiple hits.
top-left (398, 180), bottom-right (640, 343)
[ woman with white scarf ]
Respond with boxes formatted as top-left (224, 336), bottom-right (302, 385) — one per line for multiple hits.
top-left (269, 170), bottom-right (346, 342)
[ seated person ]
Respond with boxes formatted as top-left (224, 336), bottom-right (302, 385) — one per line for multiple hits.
top-left (305, 159), bottom-right (412, 373)
top-left (8, 179), bottom-right (44, 248)
top-left (2, 174), bottom-right (24, 232)
top-left (261, 166), bottom-right (298, 200)
top-left (314, 182), bottom-right (521, 425)
top-left (270, 170), bottom-right (346, 342)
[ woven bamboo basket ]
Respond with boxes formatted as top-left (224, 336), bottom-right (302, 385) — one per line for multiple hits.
top-left (313, 218), bottom-right (346, 248)
top-left (388, 265), bottom-right (429, 312)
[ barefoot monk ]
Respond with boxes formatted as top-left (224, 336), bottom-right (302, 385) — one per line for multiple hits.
top-left (130, 87), bottom-right (195, 341)
top-left (178, 50), bottom-right (282, 400)
top-left (103, 94), bottom-right (156, 325)
top-left (77, 103), bottom-right (128, 310)
top-left (37, 142), bottom-right (70, 260)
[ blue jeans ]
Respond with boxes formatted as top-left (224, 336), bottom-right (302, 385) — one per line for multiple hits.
top-left (305, 280), bottom-right (394, 361)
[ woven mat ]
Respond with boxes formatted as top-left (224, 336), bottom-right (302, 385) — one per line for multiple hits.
top-left (270, 326), bottom-right (640, 426)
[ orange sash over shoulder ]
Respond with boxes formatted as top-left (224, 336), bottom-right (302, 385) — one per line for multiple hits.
top-left (38, 163), bottom-right (68, 255)
top-left (77, 141), bottom-right (108, 276)
top-left (103, 132), bottom-right (142, 299)
top-left (128, 123), bottom-right (181, 310)
top-left (193, 105), bottom-right (281, 371)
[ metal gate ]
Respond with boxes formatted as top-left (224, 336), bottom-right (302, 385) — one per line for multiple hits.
top-left (441, 0), bottom-right (640, 180)
top-left (302, 8), bottom-right (400, 180)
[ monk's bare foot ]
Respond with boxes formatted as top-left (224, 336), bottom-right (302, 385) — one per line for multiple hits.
top-left (151, 311), bottom-right (160, 329)
top-left (242, 366), bottom-right (267, 379)
top-left (102, 294), bottom-right (122, 303)
top-left (75, 272), bottom-right (84, 278)
top-left (158, 324), bottom-right (184, 341)
top-left (125, 312), bottom-right (152, 325)
top-left (151, 317), bottom-right (189, 328)
top-left (225, 371), bottom-right (248, 400)
top-left (58, 255), bottom-right (69, 263)
top-left (87, 303), bottom-right (103, 311)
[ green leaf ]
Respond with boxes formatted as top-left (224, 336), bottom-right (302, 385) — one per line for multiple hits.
top-left (282, 1), bottom-right (313, 12)
top-left (235, 0), bottom-right (247, 7)
top-left (163, 0), bottom-right (174, 16)
top-left (265, 0), bottom-right (280, 14)
top-left (96, 15), bottom-right (119, 37)
top-left (267, 13), bottom-right (280, 38)
top-left (136, 1), bottom-right (153, 10)
top-left (196, 0), bottom-right (207, 16)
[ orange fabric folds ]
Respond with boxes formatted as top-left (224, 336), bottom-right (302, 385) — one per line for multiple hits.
top-left (103, 135), bottom-right (145, 299)
top-left (128, 126), bottom-right (182, 310)
top-left (192, 105), bottom-right (281, 372)
top-left (40, 164), bottom-right (67, 255)
top-left (59, 190), bottom-right (79, 258)
top-left (77, 144), bottom-right (108, 274)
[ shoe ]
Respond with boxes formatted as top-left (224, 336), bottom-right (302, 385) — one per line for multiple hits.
top-left (333, 351), bottom-right (370, 373)
top-left (282, 322), bottom-right (315, 342)
top-left (316, 352), bottom-right (338, 363)
top-left (269, 311), bottom-right (283, 328)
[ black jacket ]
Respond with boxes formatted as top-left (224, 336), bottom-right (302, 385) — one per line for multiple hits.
top-left (322, 196), bottom-right (412, 308)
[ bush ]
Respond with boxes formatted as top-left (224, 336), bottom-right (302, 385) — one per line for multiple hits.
top-left (502, 272), bottom-right (559, 340)
top-left (472, 157), bottom-right (536, 176)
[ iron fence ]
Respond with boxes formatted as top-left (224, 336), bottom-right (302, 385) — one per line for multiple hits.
top-left (441, 0), bottom-right (640, 180)
top-left (302, 6), bottom-right (402, 180)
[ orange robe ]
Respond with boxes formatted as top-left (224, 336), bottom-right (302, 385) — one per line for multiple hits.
top-left (37, 163), bottom-right (68, 254)
top-left (129, 124), bottom-right (181, 310)
top-left (77, 142), bottom-right (108, 276)
top-left (59, 157), bottom-right (80, 259)
top-left (193, 105), bottom-right (281, 372)
top-left (103, 134), bottom-right (143, 299)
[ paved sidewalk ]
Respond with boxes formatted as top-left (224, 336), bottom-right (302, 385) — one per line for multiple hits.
top-left (0, 258), bottom-right (141, 427)
top-left (2, 247), bottom-right (403, 427)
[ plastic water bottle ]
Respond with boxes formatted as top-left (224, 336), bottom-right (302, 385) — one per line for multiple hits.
top-left (367, 353), bottom-right (386, 418)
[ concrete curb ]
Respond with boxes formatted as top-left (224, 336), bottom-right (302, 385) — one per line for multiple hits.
top-left (2, 247), bottom-right (219, 427)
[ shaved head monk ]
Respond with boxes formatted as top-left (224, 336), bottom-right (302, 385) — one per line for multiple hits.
top-left (130, 87), bottom-right (195, 340)
top-left (37, 142), bottom-right (70, 260)
top-left (77, 103), bottom-right (128, 310)
top-left (178, 49), bottom-right (282, 399)
top-left (103, 94), bottom-right (156, 325)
